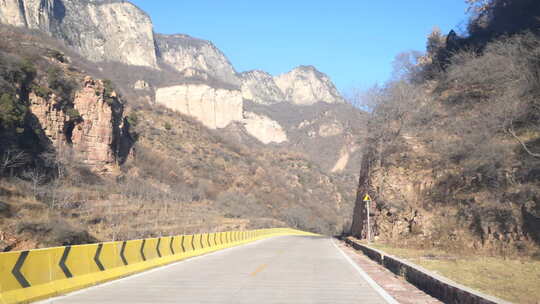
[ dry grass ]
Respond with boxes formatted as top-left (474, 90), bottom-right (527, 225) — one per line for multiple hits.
top-left (369, 242), bottom-right (540, 304)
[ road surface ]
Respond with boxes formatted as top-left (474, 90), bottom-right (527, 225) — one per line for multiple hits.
top-left (40, 235), bottom-right (396, 304)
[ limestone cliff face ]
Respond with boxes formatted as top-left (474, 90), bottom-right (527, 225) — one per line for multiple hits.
top-left (0, 0), bottom-right (158, 68)
top-left (155, 84), bottom-right (243, 129)
top-left (274, 66), bottom-right (345, 105)
top-left (242, 112), bottom-right (287, 144)
top-left (240, 70), bottom-right (285, 105)
top-left (29, 76), bottom-right (132, 171)
top-left (156, 34), bottom-right (239, 87)
top-left (240, 66), bottom-right (344, 106)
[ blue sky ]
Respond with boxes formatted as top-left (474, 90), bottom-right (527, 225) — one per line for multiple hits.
top-left (130, 1), bottom-right (469, 94)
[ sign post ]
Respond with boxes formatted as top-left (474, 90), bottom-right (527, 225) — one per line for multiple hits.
top-left (363, 194), bottom-right (372, 243)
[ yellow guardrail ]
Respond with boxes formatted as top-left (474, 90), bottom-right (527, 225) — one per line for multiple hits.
top-left (0, 228), bottom-right (316, 304)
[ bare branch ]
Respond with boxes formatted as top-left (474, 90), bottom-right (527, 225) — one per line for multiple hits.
top-left (506, 124), bottom-right (540, 158)
top-left (0, 149), bottom-right (28, 175)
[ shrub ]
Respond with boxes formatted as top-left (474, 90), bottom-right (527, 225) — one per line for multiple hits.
top-left (46, 67), bottom-right (62, 89)
top-left (0, 93), bottom-right (27, 129)
top-left (65, 107), bottom-right (81, 121)
top-left (102, 79), bottom-right (116, 105)
top-left (46, 49), bottom-right (67, 63)
top-left (18, 59), bottom-right (36, 86)
top-left (126, 112), bottom-right (139, 127)
top-left (32, 85), bottom-right (52, 99)
top-left (46, 66), bottom-right (76, 104)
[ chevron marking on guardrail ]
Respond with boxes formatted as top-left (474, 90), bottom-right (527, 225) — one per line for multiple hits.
top-left (12, 251), bottom-right (30, 288)
top-left (169, 237), bottom-right (175, 255)
top-left (140, 240), bottom-right (146, 261)
top-left (180, 235), bottom-right (185, 252)
top-left (156, 238), bottom-right (162, 258)
top-left (94, 244), bottom-right (105, 271)
top-left (59, 246), bottom-right (73, 278)
top-left (120, 241), bottom-right (128, 265)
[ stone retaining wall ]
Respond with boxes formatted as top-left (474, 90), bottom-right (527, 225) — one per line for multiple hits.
top-left (343, 237), bottom-right (511, 304)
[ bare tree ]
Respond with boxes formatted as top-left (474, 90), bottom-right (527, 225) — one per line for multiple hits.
top-left (0, 149), bottom-right (28, 176)
top-left (22, 168), bottom-right (46, 196)
top-left (391, 51), bottom-right (424, 83)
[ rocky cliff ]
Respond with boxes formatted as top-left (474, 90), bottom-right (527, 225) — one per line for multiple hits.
top-left (0, 0), bottom-right (158, 68)
top-left (274, 66), bottom-right (345, 105)
top-left (29, 76), bottom-right (133, 172)
top-left (240, 70), bottom-right (285, 105)
top-left (242, 112), bottom-right (287, 144)
top-left (0, 25), bottom-right (134, 174)
top-left (0, 0), bottom-right (351, 142)
top-left (156, 34), bottom-right (239, 87)
top-left (350, 134), bottom-right (540, 255)
top-left (240, 66), bottom-right (345, 106)
top-left (155, 84), bottom-right (243, 129)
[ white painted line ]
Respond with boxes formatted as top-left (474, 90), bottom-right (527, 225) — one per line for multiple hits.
top-left (331, 239), bottom-right (400, 304)
top-left (36, 236), bottom-right (280, 304)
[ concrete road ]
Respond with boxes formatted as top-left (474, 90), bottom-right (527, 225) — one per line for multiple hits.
top-left (41, 236), bottom-right (396, 304)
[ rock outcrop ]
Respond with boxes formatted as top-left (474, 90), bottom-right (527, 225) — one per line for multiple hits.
top-left (134, 80), bottom-right (150, 90)
top-left (156, 34), bottom-right (239, 87)
top-left (0, 0), bottom-right (158, 68)
top-left (240, 66), bottom-right (345, 106)
top-left (29, 76), bottom-right (132, 171)
top-left (155, 84), bottom-right (243, 129)
top-left (242, 112), bottom-right (287, 144)
top-left (331, 146), bottom-right (358, 173)
top-left (274, 65), bottom-right (345, 105)
top-left (350, 133), bottom-right (540, 254)
top-left (240, 70), bottom-right (286, 105)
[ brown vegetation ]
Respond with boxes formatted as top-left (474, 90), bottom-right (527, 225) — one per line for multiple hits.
top-left (0, 25), bottom-right (357, 250)
top-left (351, 16), bottom-right (540, 257)
top-left (370, 242), bottom-right (540, 304)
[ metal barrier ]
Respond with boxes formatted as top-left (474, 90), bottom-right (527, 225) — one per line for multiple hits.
top-left (0, 228), bottom-right (315, 304)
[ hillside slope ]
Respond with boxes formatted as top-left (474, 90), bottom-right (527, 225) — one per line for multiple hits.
top-left (350, 0), bottom-right (540, 257)
top-left (0, 26), bottom-right (356, 251)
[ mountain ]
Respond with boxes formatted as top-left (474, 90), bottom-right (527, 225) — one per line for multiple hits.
top-left (155, 33), bottom-right (240, 88)
top-left (0, 25), bottom-right (358, 251)
top-left (0, 0), bottom-right (158, 68)
top-left (240, 70), bottom-right (285, 105)
top-left (0, 0), bottom-right (367, 249)
top-left (274, 65), bottom-right (345, 105)
top-left (0, 0), bottom-right (348, 121)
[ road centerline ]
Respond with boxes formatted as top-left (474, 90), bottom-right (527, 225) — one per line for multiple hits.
top-left (250, 263), bottom-right (268, 276)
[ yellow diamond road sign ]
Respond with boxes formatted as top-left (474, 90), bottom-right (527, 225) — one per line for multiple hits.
top-left (363, 194), bottom-right (372, 202)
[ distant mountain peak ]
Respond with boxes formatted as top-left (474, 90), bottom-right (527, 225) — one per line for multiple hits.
top-left (274, 66), bottom-right (345, 105)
